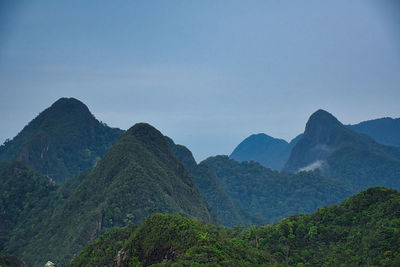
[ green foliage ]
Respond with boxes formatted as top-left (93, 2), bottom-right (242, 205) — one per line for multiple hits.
top-left (249, 187), bottom-right (400, 266)
top-left (0, 254), bottom-right (26, 267)
top-left (327, 143), bottom-right (400, 190)
top-left (0, 161), bottom-right (57, 252)
top-left (7, 123), bottom-right (215, 266)
top-left (68, 214), bottom-right (277, 267)
top-left (0, 97), bottom-right (123, 184)
top-left (68, 224), bottom-right (137, 267)
top-left (64, 187), bottom-right (400, 266)
top-left (166, 137), bottom-right (258, 227)
top-left (203, 155), bottom-right (354, 222)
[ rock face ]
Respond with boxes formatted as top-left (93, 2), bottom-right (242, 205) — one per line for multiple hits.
top-left (0, 97), bottom-right (123, 184)
top-left (7, 123), bottom-right (215, 266)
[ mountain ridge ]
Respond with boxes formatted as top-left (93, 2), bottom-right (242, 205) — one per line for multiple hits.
top-left (0, 97), bottom-right (123, 184)
top-left (284, 109), bottom-right (400, 191)
top-left (6, 122), bottom-right (215, 266)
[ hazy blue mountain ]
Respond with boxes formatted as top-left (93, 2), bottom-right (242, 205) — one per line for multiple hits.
top-left (166, 137), bottom-right (259, 226)
top-left (203, 155), bottom-right (353, 223)
top-left (230, 134), bottom-right (290, 170)
top-left (6, 123), bottom-right (215, 266)
top-left (0, 98), bottom-right (123, 184)
top-left (229, 116), bottom-right (400, 171)
top-left (284, 109), bottom-right (400, 191)
top-left (348, 117), bottom-right (400, 147)
top-left (230, 133), bottom-right (303, 171)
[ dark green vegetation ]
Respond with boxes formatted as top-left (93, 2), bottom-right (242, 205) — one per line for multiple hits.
top-left (0, 97), bottom-right (123, 184)
top-left (230, 133), bottom-right (301, 171)
top-left (284, 109), bottom-right (400, 191)
top-left (68, 224), bottom-right (137, 267)
top-left (0, 254), bottom-right (26, 267)
top-left (69, 187), bottom-right (400, 266)
top-left (203, 155), bottom-right (354, 223)
top-left (166, 137), bottom-right (258, 227)
top-left (252, 186), bottom-right (400, 266)
top-left (5, 123), bottom-right (215, 266)
top-left (2, 99), bottom-right (400, 266)
top-left (68, 214), bottom-right (277, 267)
top-left (348, 117), bottom-right (400, 147)
top-left (0, 162), bottom-right (57, 252)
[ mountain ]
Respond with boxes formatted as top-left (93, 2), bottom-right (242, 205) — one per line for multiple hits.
top-left (348, 117), bottom-right (400, 147)
top-left (230, 133), bottom-right (299, 171)
top-left (254, 186), bottom-right (400, 266)
top-left (68, 214), bottom-right (276, 267)
top-left (6, 123), bottom-right (215, 266)
top-left (203, 155), bottom-right (353, 222)
top-left (283, 109), bottom-right (400, 191)
top-left (0, 97), bottom-right (123, 184)
top-left (166, 137), bottom-right (259, 226)
top-left (0, 161), bottom-right (57, 253)
top-left (68, 187), bottom-right (400, 266)
top-left (0, 254), bottom-right (26, 267)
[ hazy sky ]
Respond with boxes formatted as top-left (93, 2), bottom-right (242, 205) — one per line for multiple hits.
top-left (1, 0), bottom-right (399, 161)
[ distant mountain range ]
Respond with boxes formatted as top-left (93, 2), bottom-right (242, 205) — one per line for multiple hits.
top-left (231, 113), bottom-right (400, 171)
top-left (230, 133), bottom-right (302, 171)
top-left (347, 117), bottom-right (400, 147)
top-left (1, 97), bottom-right (399, 266)
top-left (284, 109), bottom-right (400, 191)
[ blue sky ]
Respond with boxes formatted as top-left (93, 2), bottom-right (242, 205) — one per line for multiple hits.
top-left (1, 0), bottom-right (399, 161)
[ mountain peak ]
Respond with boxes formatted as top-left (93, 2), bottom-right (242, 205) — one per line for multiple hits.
top-left (47, 97), bottom-right (92, 116)
top-left (230, 133), bottom-right (290, 170)
top-left (283, 110), bottom-right (350, 172)
top-left (0, 97), bottom-right (123, 183)
top-left (125, 123), bottom-right (167, 148)
top-left (303, 109), bottom-right (343, 141)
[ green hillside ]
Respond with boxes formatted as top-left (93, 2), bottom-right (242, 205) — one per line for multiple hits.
top-left (0, 161), bottom-right (57, 252)
top-left (0, 254), bottom-right (26, 267)
top-left (252, 186), bottom-right (400, 266)
top-left (68, 214), bottom-right (277, 267)
top-left (68, 187), bottom-right (400, 266)
top-left (6, 123), bottom-right (215, 266)
top-left (166, 137), bottom-right (258, 227)
top-left (0, 97), bottom-right (123, 184)
top-left (203, 155), bottom-right (354, 222)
